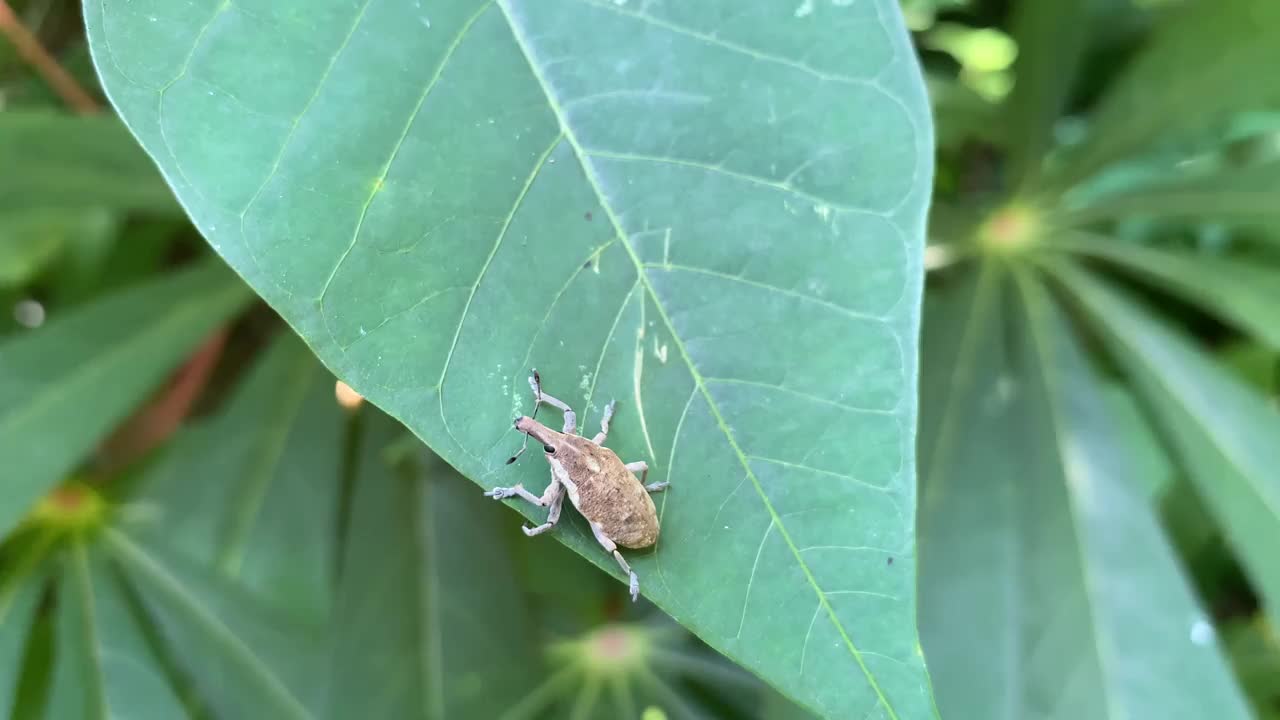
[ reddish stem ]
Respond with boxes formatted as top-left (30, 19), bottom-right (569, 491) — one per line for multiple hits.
top-left (0, 0), bottom-right (99, 113)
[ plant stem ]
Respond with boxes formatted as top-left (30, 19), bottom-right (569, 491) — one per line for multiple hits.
top-left (0, 0), bottom-right (99, 113)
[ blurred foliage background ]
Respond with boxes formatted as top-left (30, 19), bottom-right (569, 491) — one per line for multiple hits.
top-left (2, 0), bottom-right (1279, 718)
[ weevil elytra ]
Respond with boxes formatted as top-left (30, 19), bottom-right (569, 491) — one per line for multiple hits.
top-left (486, 370), bottom-right (669, 601)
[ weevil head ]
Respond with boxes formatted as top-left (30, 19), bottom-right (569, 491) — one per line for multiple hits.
top-left (506, 415), bottom-right (559, 464)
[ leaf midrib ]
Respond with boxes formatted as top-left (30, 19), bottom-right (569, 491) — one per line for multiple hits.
top-left (70, 541), bottom-right (110, 720)
top-left (495, 2), bottom-right (907, 716)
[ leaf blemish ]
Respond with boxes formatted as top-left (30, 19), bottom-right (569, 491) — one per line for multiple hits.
top-left (653, 339), bottom-right (668, 364)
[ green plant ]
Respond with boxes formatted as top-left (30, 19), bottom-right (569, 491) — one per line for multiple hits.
top-left (4, 0), bottom-right (935, 717)
top-left (4, 0), bottom-right (1280, 718)
top-left (919, 0), bottom-right (1280, 717)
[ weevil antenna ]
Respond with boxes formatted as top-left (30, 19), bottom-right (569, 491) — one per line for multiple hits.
top-left (506, 370), bottom-right (543, 465)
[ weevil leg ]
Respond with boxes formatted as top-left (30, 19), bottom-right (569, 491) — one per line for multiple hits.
top-left (624, 460), bottom-right (649, 484)
top-left (485, 477), bottom-right (560, 507)
top-left (589, 520), bottom-right (640, 602)
top-left (645, 481), bottom-right (670, 493)
top-left (529, 374), bottom-right (576, 434)
top-left (522, 481), bottom-right (566, 537)
top-left (592, 400), bottom-right (617, 445)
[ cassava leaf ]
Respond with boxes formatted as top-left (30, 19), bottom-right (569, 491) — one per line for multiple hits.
top-left (103, 528), bottom-right (325, 720)
top-left (918, 263), bottom-right (1253, 719)
top-left (42, 541), bottom-right (189, 720)
top-left (86, 1), bottom-right (937, 716)
top-left (1053, 236), bottom-right (1280, 350)
top-left (1050, 261), bottom-right (1280, 628)
top-left (1048, 0), bottom-right (1280, 190)
top-left (0, 260), bottom-right (252, 539)
top-left (1003, 0), bottom-right (1088, 191)
top-left (1058, 159), bottom-right (1280, 226)
top-left (129, 332), bottom-right (344, 619)
top-left (0, 111), bottom-right (179, 216)
top-left (0, 563), bottom-right (46, 716)
top-left (328, 416), bottom-right (542, 719)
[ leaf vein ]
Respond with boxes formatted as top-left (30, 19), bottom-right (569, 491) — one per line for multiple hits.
top-left (318, 1), bottom-right (497, 330)
top-left (644, 263), bottom-right (891, 323)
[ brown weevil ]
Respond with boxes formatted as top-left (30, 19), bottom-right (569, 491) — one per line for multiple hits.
top-left (486, 370), bottom-right (669, 601)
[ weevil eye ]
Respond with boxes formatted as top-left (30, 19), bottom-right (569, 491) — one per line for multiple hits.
top-left (543, 445), bottom-right (556, 454)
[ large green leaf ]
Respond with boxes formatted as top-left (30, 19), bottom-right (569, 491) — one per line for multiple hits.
top-left (1048, 0), bottom-right (1280, 190)
top-left (0, 261), bottom-right (252, 539)
top-left (1051, 261), bottom-right (1280, 627)
top-left (129, 332), bottom-right (343, 619)
top-left (918, 263), bottom-right (1251, 719)
top-left (87, 1), bottom-right (937, 715)
top-left (329, 416), bottom-right (542, 719)
top-left (1053, 236), bottom-right (1280, 349)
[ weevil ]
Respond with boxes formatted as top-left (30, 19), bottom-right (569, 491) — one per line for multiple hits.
top-left (486, 370), bottom-right (669, 601)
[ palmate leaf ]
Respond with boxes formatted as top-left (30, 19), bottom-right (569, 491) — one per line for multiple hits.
top-left (329, 415), bottom-right (542, 719)
top-left (1051, 261), bottom-right (1280, 628)
top-left (918, 263), bottom-right (1252, 720)
top-left (1002, 0), bottom-right (1088, 191)
top-left (1047, 0), bottom-right (1280, 191)
top-left (86, 0), bottom-right (937, 716)
top-left (0, 261), bottom-right (252, 539)
top-left (0, 562), bottom-right (47, 716)
top-left (43, 540), bottom-right (189, 720)
top-left (1057, 159), bottom-right (1280, 227)
top-left (1053, 236), bottom-right (1280, 350)
top-left (0, 111), bottom-right (180, 216)
top-left (102, 331), bottom-right (345, 718)
top-left (129, 332), bottom-right (345, 620)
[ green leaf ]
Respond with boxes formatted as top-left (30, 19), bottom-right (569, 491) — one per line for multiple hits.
top-left (1223, 619), bottom-right (1280, 718)
top-left (0, 564), bottom-right (47, 716)
top-left (1048, 0), bottom-right (1280, 190)
top-left (1100, 383), bottom-right (1174, 500)
top-left (0, 260), bottom-right (252, 539)
top-left (43, 541), bottom-right (188, 720)
top-left (0, 112), bottom-right (179, 216)
top-left (1053, 236), bottom-right (1280, 349)
top-left (919, 263), bottom-right (1252, 719)
top-left (329, 416), bottom-right (542, 719)
top-left (103, 529), bottom-right (323, 720)
top-left (920, 265), bottom-right (1051, 719)
top-left (129, 332), bottom-right (344, 619)
top-left (1003, 0), bottom-right (1088, 191)
top-left (0, 209), bottom-right (123, 291)
top-left (0, 228), bottom-right (62, 290)
top-left (1051, 262), bottom-right (1280, 627)
top-left (1058, 159), bottom-right (1280, 226)
top-left (87, 1), bottom-right (937, 716)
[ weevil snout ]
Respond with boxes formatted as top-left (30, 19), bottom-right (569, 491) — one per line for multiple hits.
top-left (507, 415), bottom-right (555, 464)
